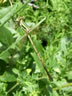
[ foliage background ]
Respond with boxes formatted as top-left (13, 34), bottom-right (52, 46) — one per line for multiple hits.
top-left (0, 0), bottom-right (72, 96)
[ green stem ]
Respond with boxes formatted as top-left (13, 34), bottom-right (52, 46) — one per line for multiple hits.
top-left (7, 82), bottom-right (19, 94)
top-left (53, 83), bottom-right (72, 91)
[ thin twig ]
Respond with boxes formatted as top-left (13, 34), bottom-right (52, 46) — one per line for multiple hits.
top-left (0, 18), bottom-right (46, 58)
top-left (20, 20), bottom-right (53, 81)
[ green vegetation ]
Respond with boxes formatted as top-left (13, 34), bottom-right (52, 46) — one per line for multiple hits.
top-left (0, 0), bottom-right (72, 96)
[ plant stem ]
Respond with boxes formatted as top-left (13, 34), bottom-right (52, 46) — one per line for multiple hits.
top-left (7, 82), bottom-right (19, 94)
top-left (0, 18), bottom-right (46, 58)
top-left (20, 20), bottom-right (53, 81)
top-left (53, 83), bottom-right (72, 91)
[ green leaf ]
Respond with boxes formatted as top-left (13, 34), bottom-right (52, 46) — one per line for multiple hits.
top-left (54, 79), bottom-right (67, 87)
top-left (33, 37), bottom-right (44, 56)
top-left (0, 51), bottom-right (10, 63)
top-left (12, 68), bottom-right (20, 76)
top-left (0, 4), bottom-right (18, 26)
top-left (0, 71), bottom-right (16, 82)
top-left (52, 91), bottom-right (59, 96)
top-left (0, 82), bottom-right (7, 96)
top-left (0, 1), bottom-right (30, 26)
top-left (0, 7), bottom-right (11, 19)
top-left (0, 26), bottom-right (13, 47)
top-left (31, 52), bottom-right (45, 74)
top-left (60, 37), bottom-right (67, 56)
top-left (66, 71), bottom-right (72, 80)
